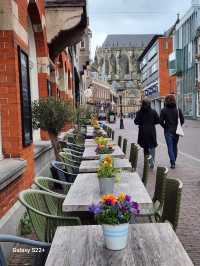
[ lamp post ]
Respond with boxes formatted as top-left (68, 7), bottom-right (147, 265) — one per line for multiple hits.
top-left (119, 92), bottom-right (124, 129)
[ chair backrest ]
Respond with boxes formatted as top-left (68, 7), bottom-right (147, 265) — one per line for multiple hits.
top-left (0, 235), bottom-right (51, 266)
top-left (129, 143), bottom-right (139, 171)
top-left (107, 127), bottom-right (111, 138)
top-left (142, 154), bottom-right (151, 186)
top-left (161, 178), bottom-right (183, 231)
top-left (122, 138), bottom-right (128, 154)
top-left (118, 136), bottom-right (122, 148)
top-left (50, 160), bottom-right (78, 183)
top-left (34, 176), bottom-right (71, 196)
top-left (111, 130), bottom-right (115, 141)
top-left (18, 190), bottom-right (63, 242)
top-left (153, 167), bottom-right (168, 206)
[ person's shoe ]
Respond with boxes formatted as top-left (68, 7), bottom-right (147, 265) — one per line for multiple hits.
top-left (170, 164), bottom-right (175, 169)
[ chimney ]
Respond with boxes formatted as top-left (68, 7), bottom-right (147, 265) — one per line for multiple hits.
top-left (191, 0), bottom-right (200, 6)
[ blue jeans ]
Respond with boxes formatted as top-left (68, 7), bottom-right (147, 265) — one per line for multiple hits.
top-left (164, 132), bottom-right (179, 165)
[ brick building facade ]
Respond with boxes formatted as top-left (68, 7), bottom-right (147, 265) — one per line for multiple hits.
top-left (0, 0), bottom-right (87, 219)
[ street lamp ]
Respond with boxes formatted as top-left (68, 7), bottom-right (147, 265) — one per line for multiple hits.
top-left (118, 90), bottom-right (124, 129)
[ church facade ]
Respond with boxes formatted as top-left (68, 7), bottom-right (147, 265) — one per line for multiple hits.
top-left (94, 34), bottom-right (154, 113)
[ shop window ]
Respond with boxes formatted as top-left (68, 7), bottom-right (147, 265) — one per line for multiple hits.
top-left (18, 47), bottom-right (33, 146)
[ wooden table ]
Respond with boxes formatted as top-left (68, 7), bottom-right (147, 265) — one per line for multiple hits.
top-left (79, 158), bottom-right (132, 173)
top-left (63, 172), bottom-right (152, 212)
top-left (82, 146), bottom-right (125, 160)
top-left (85, 138), bottom-right (113, 147)
top-left (86, 127), bottom-right (107, 139)
top-left (45, 223), bottom-right (194, 266)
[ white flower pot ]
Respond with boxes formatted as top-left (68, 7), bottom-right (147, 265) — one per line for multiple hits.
top-left (102, 223), bottom-right (129, 250)
top-left (99, 177), bottom-right (114, 195)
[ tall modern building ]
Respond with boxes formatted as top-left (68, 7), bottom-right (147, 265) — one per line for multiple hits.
top-left (138, 35), bottom-right (176, 114)
top-left (169, 0), bottom-right (200, 119)
top-left (94, 34), bottom-right (154, 113)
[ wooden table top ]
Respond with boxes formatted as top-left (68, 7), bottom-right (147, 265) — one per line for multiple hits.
top-left (84, 139), bottom-right (113, 147)
top-left (82, 146), bottom-right (125, 160)
top-left (62, 172), bottom-right (152, 212)
top-left (45, 223), bottom-right (194, 266)
top-left (79, 158), bottom-right (132, 173)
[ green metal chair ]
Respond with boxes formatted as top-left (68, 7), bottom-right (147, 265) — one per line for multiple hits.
top-left (129, 143), bottom-right (139, 171)
top-left (122, 138), bottom-right (128, 154)
top-left (142, 154), bottom-right (152, 186)
top-left (157, 178), bottom-right (183, 231)
top-left (62, 147), bottom-right (83, 157)
top-left (18, 189), bottom-right (81, 243)
top-left (118, 135), bottom-right (122, 148)
top-left (111, 130), bottom-right (115, 141)
top-left (50, 160), bottom-right (79, 183)
top-left (138, 166), bottom-right (168, 220)
top-left (59, 151), bottom-right (82, 166)
top-left (59, 140), bottom-right (84, 153)
top-left (106, 127), bottom-right (111, 138)
top-left (34, 177), bottom-right (72, 198)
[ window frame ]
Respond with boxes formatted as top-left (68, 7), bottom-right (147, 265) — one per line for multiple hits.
top-left (18, 46), bottom-right (33, 146)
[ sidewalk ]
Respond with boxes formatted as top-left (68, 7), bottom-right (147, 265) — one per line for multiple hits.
top-left (109, 118), bottom-right (200, 266)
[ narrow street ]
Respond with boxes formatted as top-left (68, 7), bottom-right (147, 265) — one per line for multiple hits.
top-left (109, 118), bottom-right (200, 266)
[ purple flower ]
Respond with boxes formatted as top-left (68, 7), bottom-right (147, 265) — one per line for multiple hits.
top-left (125, 195), bottom-right (131, 202)
top-left (88, 204), bottom-right (102, 215)
top-left (131, 201), bottom-right (139, 210)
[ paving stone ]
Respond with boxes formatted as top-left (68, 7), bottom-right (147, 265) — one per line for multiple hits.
top-left (108, 118), bottom-right (200, 266)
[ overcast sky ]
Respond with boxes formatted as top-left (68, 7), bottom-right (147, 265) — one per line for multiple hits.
top-left (88, 0), bottom-right (192, 58)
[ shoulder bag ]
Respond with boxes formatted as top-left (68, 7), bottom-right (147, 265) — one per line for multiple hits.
top-left (176, 108), bottom-right (184, 137)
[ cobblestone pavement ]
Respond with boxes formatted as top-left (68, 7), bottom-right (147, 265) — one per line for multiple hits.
top-left (108, 118), bottom-right (200, 266)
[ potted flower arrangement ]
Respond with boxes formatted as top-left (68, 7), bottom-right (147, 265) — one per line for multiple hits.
top-left (95, 136), bottom-right (109, 146)
top-left (97, 155), bottom-right (119, 194)
top-left (96, 143), bottom-right (114, 155)
top-left (89, 193), bottom-right (139, 250)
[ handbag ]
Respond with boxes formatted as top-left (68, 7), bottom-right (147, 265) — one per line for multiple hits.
top-left (176, 108), bottom-right (184, 137)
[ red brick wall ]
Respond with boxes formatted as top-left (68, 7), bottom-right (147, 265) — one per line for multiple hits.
top-left (159, 37), bottom-right (176, 97)
top-left (0, 0), bottom-right (48, 217)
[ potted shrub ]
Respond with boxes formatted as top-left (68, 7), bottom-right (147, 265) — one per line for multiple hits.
top-left (97, 155), bottom-right (119, 194)
top-left (32, 97), bottom-right (73, 160)
top-left (89, 193), bottom-right (139, 250)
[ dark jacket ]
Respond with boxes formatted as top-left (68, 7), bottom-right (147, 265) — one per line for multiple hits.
top-left (134, 107), bottom-right (160, 150)
top-left (160, 103), bottom-right (184, 135)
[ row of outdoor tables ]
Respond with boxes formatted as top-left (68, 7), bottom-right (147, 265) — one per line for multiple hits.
top-left (45, 126), bottom-right (194, 266)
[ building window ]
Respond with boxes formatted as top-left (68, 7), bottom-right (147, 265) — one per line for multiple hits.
top-left (164, 41), bottom-right (169, 49)
top-left (18, 47), bottom-right (33, 146)
top-left (81, 39), bottom-right (85, 48)
top-left (47, 80), bottom-right (52, 96)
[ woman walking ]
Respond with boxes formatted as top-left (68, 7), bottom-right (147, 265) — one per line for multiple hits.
top-left (160, 94), bottom-right (184, 169)
top-left (134, 98), bottom-right (160, 168)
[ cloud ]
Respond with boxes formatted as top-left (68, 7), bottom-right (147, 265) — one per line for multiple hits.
top-left (88, 0), bottom-right (191, 59)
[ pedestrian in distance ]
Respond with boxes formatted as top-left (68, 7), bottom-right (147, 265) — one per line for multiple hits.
top-left (160, 94), bottom-right (184, 169)
top-left (134, 98), bottom-right (160, 168)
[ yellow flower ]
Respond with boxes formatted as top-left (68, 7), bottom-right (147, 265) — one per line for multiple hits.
top-left (118, 192), bottom-right (126, 201)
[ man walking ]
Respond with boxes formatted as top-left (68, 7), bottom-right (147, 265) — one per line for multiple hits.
top-left (160, 94), bottom-right (184, 169)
